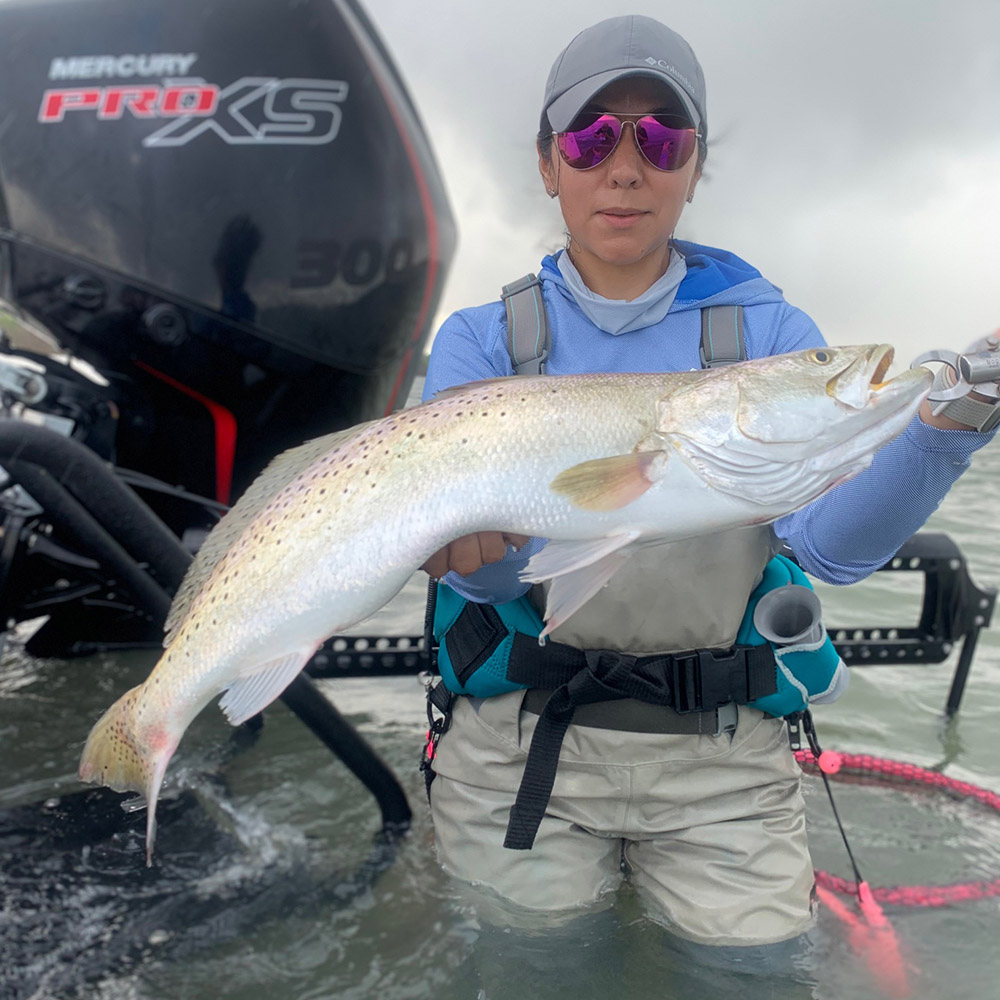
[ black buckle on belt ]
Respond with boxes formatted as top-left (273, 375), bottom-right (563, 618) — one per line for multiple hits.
top-left (669, 647), bottom-right (746, 713)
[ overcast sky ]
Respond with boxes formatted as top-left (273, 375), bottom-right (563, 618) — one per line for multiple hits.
top-left (367, 0), bottom-right (999, 363)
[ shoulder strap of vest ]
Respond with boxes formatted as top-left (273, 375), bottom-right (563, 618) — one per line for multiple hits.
top-left (699, 304), bottom-right (746, 367)
top-left (501, 275), bottom-right (744, 374)
top-left (501, 273), bottom-right (550, 375)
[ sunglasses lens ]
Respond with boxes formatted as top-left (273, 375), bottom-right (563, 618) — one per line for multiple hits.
top-left (556, 114), bottom-right (622, 169)
top-left (635, 117), bottom-right (698, 171)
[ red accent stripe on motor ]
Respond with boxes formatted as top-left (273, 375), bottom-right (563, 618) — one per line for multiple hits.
top-left (134, 361), bottom-right (238, 505)
top-left (347, 20), bottom-right (440, 416)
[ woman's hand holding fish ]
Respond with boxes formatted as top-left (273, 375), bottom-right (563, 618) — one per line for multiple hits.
top-left (422, 532), bottom-right (530, 579)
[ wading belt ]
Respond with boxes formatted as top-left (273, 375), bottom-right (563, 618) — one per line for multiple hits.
top-left (494, 628), bottom-right (777, 850)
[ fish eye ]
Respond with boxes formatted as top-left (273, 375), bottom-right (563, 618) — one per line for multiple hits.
top-left (810, 349), bottom-right (832, 364)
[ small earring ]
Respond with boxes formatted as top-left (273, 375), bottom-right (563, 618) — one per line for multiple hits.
top-left (686, 193), bottom-right (694, 203)
top-left (547, 188), bottom-right (558, 198)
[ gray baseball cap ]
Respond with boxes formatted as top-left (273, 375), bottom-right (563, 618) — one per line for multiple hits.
top-left (541, 15), bottom-right (706, 138)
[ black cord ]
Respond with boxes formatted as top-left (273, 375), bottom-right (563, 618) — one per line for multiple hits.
top-left (114, 467), bottom-right (229, 517)
top-left (802, 710), bottom-right (866, 887)
top-left (422, 576), bottom-right (438, 673)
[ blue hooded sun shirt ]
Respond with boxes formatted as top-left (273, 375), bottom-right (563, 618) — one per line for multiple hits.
top-left (423, 242), bottom-right (996, 605)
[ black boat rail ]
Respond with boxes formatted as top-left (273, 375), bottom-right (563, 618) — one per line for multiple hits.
top-left (303, 535), bottom-right (997, 719)
top-left (823, 533), bottom-right (996, 717)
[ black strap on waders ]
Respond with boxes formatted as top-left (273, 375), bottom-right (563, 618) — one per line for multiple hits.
top-left (420, 578), bottom-right (454, 798)
top-left (501, 639), bottom-right (776, 849)
top-left (420, 679), bottom-right (454, 800)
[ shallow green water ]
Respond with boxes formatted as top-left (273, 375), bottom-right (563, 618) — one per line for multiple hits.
top-left (2, 447), bottom-right (998, 1000)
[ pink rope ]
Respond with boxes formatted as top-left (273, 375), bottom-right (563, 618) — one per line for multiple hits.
top-left (796, 749), bottom-right (1000, 906)
top-left (815, 882), bottom-right (911, 998)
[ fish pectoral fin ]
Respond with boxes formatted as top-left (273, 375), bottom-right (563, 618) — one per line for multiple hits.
top-left (550, 451), bottom-right (665, 511)
top-left (218, 648), bottom-right (316, 726)
top-left (539, 551), bottom-right (633, 639)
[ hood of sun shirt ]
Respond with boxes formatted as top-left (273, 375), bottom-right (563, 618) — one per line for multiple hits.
top-left (539, 241), bottom-right (788, 333)
top-left (555, 247), bottom-right (688, 335)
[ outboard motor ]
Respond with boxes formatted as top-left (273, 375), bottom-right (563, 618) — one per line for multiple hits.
top-left (0, 0), bottom-right (456, 655)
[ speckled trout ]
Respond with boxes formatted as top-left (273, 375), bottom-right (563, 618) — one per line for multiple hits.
top-left (79, 345), bottom-right (931, 862)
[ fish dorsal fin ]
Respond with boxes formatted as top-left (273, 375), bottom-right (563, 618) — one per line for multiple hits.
top-left (218, 647), bottom-right (317, 725)
top-left (550, 451), bottom-right (665, 511)
top-left (432, 375), bottom-right (543, 400)
top-left (164, 420), bottom-right (379, 646)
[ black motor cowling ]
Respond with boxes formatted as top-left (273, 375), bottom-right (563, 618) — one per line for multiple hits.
top-left (0, 0), bottom-right (455, 504)
top-left (0, 0), bottom-right (455, 655)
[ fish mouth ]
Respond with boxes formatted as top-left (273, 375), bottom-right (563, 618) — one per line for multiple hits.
top-left (679, 343), bottom-right (931, 510)
top-left (827, 344), bottom-right (925, 409)
top-left (869, 346), bottom-right (893, 388)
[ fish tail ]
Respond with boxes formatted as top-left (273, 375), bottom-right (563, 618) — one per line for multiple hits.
top-left (78, 683), bottom-right (174, 866)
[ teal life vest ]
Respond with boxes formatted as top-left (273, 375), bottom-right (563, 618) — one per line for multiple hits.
top-left (432, 550), bottom-right (845, 718)
top-left (429, 273), bottom-right (846, 718)
top-left (737, 553), bottom-right (846, 716)
top-left (434, 582), bottom-right (546, 698)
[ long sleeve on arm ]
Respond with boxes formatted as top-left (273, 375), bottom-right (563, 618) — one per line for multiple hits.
top-left (422, 307), bottom-right (512, 403)
top-left (436, 536), bottom-right (547, 605)
top-left (775, 418), bottom-right (996, 584)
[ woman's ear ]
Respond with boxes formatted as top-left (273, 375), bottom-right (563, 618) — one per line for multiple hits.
top-left (538, 141), bottom-right (558, 198)
top-left (685, 165), bottom-right (702, 204)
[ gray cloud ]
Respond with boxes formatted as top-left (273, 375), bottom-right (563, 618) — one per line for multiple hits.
top-left (368, 0), bottom-right (1000, 360)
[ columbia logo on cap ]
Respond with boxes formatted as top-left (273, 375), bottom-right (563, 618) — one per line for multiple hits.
top-left (643, 56), bottom-right (695, 96)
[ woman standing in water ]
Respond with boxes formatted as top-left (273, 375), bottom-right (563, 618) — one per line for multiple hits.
top-left (420, 13), bottom-right (999, 988)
